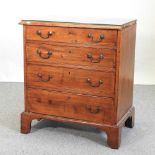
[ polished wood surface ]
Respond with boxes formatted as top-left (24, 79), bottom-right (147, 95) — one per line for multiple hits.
top-left (26, 43), bottom-right (116, 70)
top-left (116, 24), bottom-right (136, 121)
top-left (26, 26), bottom-right (117, 46)
top-left (27, 88), bottom-right (115, 124)
top-left (20, 19), bottom-right (136, 29)
top-left (27, 64), bottom-right (115, 97)
top-left (20, 19), bottom-right (136, 149)
top-left (21, 107), bottom-right (135, 149)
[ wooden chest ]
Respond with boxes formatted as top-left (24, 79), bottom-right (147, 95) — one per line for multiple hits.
top-left (20, 19), bottom-right (136, 149)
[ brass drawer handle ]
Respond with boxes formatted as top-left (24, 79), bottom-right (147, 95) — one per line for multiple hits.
top-left (36, 49), bottom-right (52, 59)
top-left (85, 105), bottom-right (101, 114)
top-left (37, 73), bottom-right (52, 82)
top-left (87, 33), bottom-right (105, 43)
top-left (86, 78), bottom-right (103, 87)
top-left (87, 53), bottom-right (104, 63)
top-left (36, 30), bottom-right (53, 39)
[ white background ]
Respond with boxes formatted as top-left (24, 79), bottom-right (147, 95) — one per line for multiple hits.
top-left (0, 0), bottom-right (155, 84)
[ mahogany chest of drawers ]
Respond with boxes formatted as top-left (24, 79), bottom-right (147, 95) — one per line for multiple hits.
top-left (20, 19), bottom-right (136, 149)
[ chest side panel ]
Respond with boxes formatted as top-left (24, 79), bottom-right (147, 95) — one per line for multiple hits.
top-left (116, 24), bottom-right (136, 122)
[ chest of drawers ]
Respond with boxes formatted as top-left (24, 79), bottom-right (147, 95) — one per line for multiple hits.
top-left (20, 19), bottom-right (136, 149)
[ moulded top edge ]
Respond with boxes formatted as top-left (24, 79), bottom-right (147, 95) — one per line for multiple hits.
top-left (20, 19), bottom-right (136, 29)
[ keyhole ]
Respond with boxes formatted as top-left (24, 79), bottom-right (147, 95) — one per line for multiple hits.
top-left (68, 72), bottom-right (70, 75)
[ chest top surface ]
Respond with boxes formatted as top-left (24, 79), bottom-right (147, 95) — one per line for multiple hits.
top-left (20, 18), bottom-right (136, 29)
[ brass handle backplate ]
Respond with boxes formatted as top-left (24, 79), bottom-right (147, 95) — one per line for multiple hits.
top-left (87, 53), bottom-right (104, 63)
top-left (36, 30), bottom-right (53, 39)
top-left (37, 73), bottom-right (52, 82)
top-left (36, 49), bottom-right (52, 59)
top-left (86, 78), bottom-right (103, 87)
top-left (87, 33), bottom-right (105, 43)
top-left (85, 105), bottom-right (101, 114)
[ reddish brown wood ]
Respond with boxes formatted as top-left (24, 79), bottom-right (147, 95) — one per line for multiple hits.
top-left (116, 24), bottom-right (136, 122)
top-left (125, 106), bottom-right (135, 128)
top-left (21, 112), bottom-right (32, 134)
top-left (105, 126), bottom-right (122, 149)
top-left (20, 107), bottom-right (134, 148)
top-left (26, 64), bottom-right (115, 97)
top-left (20, 19), bottom-right (136, 149)
top-left (20, 19), bottom-right (136, 30)
top-left (26, 43), bottom-right (116, 71)
top-left (23, 26), bottom-right (28, 112)
top-left (27, 88), bottom-right (115, 124)
top-left (26, 26), bottom-right (117, 46)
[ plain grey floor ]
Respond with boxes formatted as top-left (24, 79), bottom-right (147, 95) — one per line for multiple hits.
top-left (0, 83), bottom-right (155, 155)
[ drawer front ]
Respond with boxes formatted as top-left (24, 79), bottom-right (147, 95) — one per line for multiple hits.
top-left (26, 43), bottom-right (116, 69)
top-left (26, 26), bottom-right (117, 46)
top-left (27, 88), bottom-right (115, 124)
top-left (27, 64), bottom-right (115, 97)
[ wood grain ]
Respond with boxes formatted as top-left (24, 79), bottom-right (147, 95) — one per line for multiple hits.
top-left (27, 88), bottom-right (115, 124)
top-left (26, 64), bottom-right (115, 97)
top-left (26, 26), bottom-right (117, 46)
top-left (21, 107), bottom-right (135, 149)
top-left (116, 24), bottom-right (136, 122)
top-left (20, 19), bottom-right (136, 149)
top-left (20, 20), bottom-right (136, 30)
top-left (26, 43), bottom-right (116, 70)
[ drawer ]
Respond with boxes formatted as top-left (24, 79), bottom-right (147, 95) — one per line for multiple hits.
top-left (27, 88), bottom-right (115, 124)
top-left (27, 64), bottom-right (115, 97)
top-left (26, 43), bottom-right (116, 70)
top-left (26, 26), bottom-right (117, 46)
